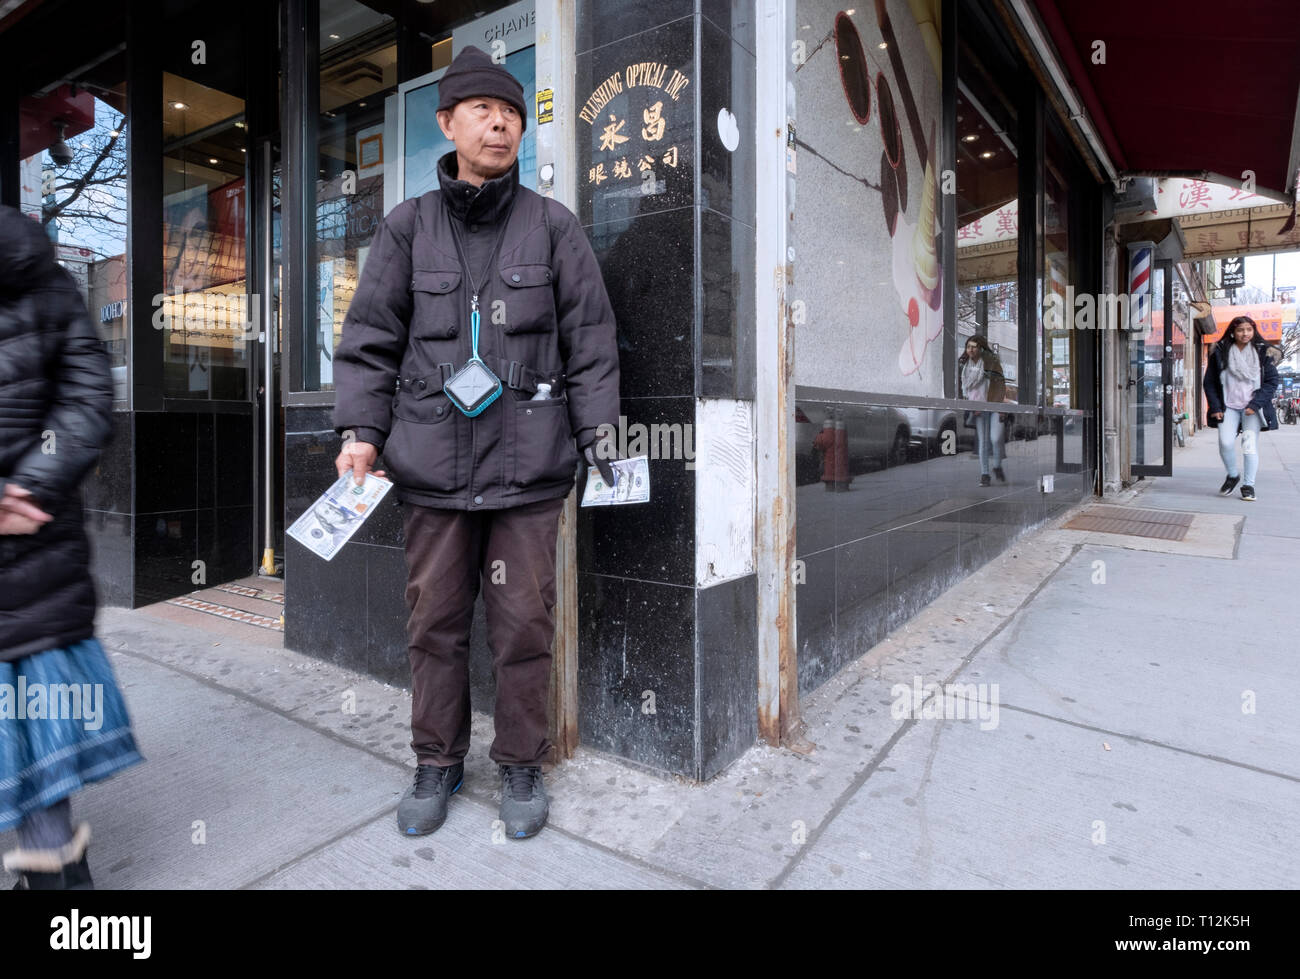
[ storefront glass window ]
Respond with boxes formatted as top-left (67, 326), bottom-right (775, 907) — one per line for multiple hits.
top-left (1044, 126), bottom-right (1074, 408)
top-left (1130, 264), bottom-right (1166, 470)
top-left (19, 66), bottom-right (129, 404)
top-left (1171, 270), bottom-right (1190, 421)
top-left (954, 49), bottom-right (1019, 400)
top-left (161, 72), bottom-right (250, 400)
top-left (301, 0), bottom-right (397, 392)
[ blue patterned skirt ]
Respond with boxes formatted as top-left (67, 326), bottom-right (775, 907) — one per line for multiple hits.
top-left (0, 637), bottom-right (143, 831)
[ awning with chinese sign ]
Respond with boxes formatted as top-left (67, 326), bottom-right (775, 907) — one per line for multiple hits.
top-left (1172, 202), bottom-right (1300, 260)
top-left (1118, 177), bottom-right (1300, 259)
top-left (1143, 178), bottom-right (1287, 217)
top-left (1031, 1), bottom-right (1300, 198)
top-left (957, 199), bottom-right (1019, 284)
top-left (958, 199), bottom-right (1018, 249)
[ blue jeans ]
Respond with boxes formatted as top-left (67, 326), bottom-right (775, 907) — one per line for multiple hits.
top-left (1218, 407), bottom-right (1262, 485)
top-left (974, 411), bottom-right (1004, 475)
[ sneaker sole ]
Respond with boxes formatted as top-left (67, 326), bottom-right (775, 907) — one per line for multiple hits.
top-left (399, 777), bottom-right (463, 836)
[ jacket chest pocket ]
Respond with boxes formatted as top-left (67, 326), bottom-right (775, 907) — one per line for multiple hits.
top-left (497, 264), bottom-right (555, 334)
top-left (410, 269), bottom-right (462, 339)
top-left (385, 378), bottom-right (460, 494)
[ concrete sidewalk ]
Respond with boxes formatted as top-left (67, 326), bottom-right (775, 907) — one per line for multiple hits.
top-left (4, 422), bottom-right (1296, 889)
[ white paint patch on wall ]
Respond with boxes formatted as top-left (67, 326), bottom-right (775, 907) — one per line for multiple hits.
top-left (695, 398), bottom-right (755, 586)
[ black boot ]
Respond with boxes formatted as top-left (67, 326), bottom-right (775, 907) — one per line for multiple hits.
top-left (6, 823), bottom-right (95, 890)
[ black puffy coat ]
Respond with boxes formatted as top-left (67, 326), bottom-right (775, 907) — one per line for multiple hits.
top-left (1203, 334), bottom-right (1280, 432)
top-left (0, 205), bottom-right (113, 662)
top-left (333, 153), bottom-right (620, 510)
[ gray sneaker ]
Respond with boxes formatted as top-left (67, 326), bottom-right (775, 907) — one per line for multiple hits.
top-left (397, 762), bottom-right (463, 836)
top-left (499, 765), bottom-right (548, 839)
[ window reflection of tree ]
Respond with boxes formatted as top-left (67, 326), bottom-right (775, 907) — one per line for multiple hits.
top-left (41, 104), bottom-right (128, 250)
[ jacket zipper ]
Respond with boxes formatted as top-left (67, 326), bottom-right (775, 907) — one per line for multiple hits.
top-left (467, 292), bottom-right (477, 506)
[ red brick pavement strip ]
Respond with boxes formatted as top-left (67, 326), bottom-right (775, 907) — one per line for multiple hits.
top-left (214, 582), bottom-right (261, 599)
top-left (166, 595), bottom-right (284, 631)
top-left (214, 583), bottom-right (285, 604)
top-left (136, 601), bottom-right (285, 646)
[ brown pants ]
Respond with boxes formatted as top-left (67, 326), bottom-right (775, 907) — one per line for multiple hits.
top-left (401, 497), bottom-right (564, 768)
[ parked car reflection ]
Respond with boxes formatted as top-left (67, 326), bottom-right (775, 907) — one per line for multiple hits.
top-left (795, 403), bottom-right (912, 486)
top-left (901, 406), bottom-right (975, 459)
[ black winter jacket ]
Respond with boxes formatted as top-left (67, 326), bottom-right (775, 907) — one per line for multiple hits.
top-left (0, 205), bottom-right (113, 662)
top-left (1203, 335), bottom-right (1280, 432)
top-left (333, 153), bottom-right (620, 510)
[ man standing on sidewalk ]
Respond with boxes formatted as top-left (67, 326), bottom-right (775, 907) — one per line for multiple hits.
top-left (332, 46), bottom-right (619, 839)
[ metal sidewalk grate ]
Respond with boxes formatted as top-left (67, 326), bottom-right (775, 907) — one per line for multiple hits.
top-left (1063, 506), bottom-right (1194, 541)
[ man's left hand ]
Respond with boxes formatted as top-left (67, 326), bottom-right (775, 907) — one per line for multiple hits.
top-left (583, 439), bottom-right (618, 486)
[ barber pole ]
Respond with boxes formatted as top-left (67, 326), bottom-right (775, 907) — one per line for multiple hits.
top-left (1127, 242), bottom-right (1155, 332)
top-left (1048, 255), bottom-right (1068, 328)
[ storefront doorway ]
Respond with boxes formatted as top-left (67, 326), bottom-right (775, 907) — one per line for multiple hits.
top-left (156, 0), bottom-right (285, 589)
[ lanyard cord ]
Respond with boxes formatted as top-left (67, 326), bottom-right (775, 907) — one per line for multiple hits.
top-left (446, 195), bottom-right (517, 363)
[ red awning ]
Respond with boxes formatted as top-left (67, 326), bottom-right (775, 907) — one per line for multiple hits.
top-left (1032, 0), bottom-right (1300, 196)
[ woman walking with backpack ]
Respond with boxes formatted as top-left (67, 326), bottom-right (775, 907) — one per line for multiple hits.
top-left (0, 206), bottom-right (142, 888)
top-left (1204, 315), bottom-right (1280, 502)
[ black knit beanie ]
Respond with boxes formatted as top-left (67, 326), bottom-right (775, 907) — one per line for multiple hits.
top-left (437, 45), bottom-right (527, 131)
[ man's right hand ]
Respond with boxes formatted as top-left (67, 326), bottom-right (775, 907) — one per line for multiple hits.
top-left (335, 440), bottom-right (385, 486)
top-left (1212, 412), bottom-right (1224, 421)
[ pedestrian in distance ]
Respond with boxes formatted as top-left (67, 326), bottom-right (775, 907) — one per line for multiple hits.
top-left (958, 334), bottom-right (1007, 487)
top-left (1204, 315), bottom-right (1279, 502)
top-left (0, 205), bottom-right (143, 889)
top-left (332, 46), bottom-right (620, 841)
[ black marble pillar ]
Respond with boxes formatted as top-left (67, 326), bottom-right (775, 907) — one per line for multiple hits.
top-left (83, 412), bottom-right (135, 609)
top-left (83, 408), bottom-right (257, 609)
top-left (82, 407), bottom-right (257, 610)
top-left (574, 0), bottom-right (758, 780)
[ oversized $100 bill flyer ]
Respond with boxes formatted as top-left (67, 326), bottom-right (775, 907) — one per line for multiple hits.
top-left (288, 472), bottom-right (393, 560)
top-left (580, 456), bottom-right (650, 507)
